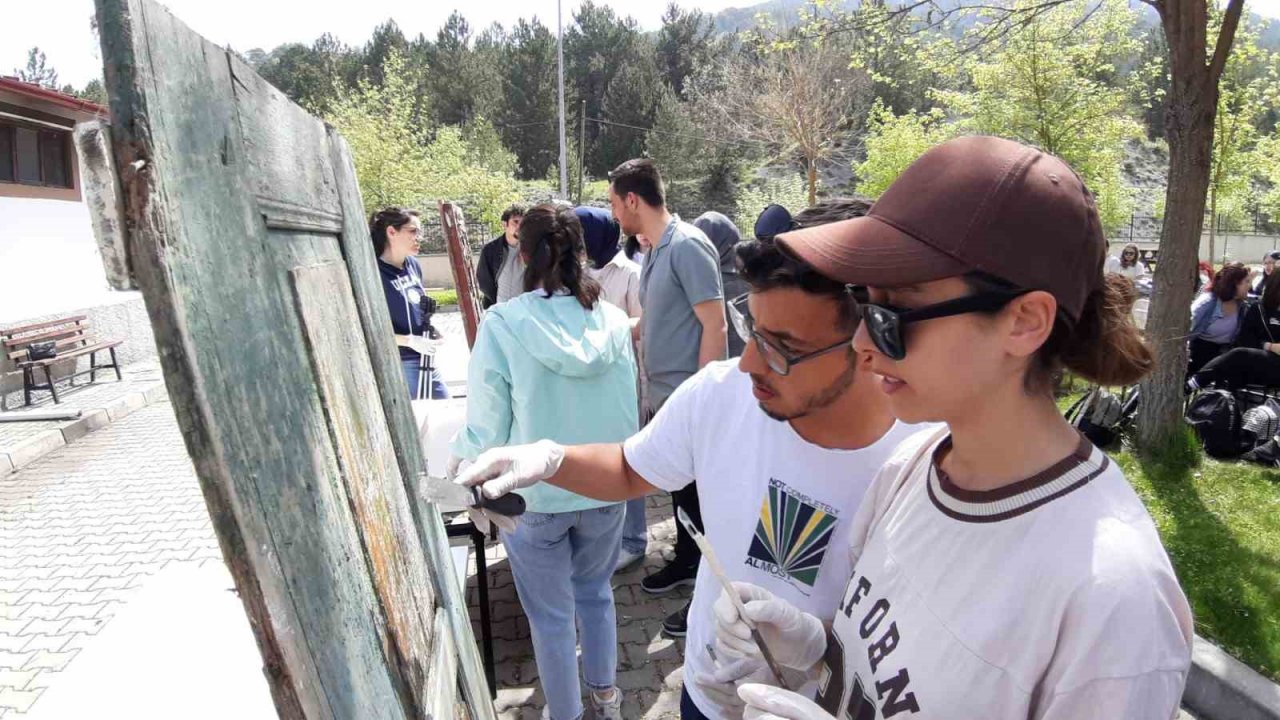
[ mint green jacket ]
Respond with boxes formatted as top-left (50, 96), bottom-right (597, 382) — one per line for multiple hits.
top-left (450, 291), bottom-right (639, 513)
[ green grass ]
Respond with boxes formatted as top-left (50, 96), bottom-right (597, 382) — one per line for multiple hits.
top-left (1055, 377), bottom-right (1280, 679)
top-left (1114, 437), bottom-right (1280, 681)
top-left (427, 288), bottom-right (459, 307)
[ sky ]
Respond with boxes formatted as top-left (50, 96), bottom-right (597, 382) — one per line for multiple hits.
top-left (3, 0), bottom-right (1279, 90)
top-left (0, 0), bottom-right (749, 89)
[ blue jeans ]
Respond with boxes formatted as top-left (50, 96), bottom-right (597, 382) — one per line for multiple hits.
top-left (400, 358), bottom-right (449, 400)
top-left (621, 497), bottom-right (647, 555)
top-left (681, 687), bottom-right (712, 720)
top-left (503, 505), bottom-right (624, 720)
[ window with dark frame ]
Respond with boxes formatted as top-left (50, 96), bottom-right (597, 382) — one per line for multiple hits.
top-left (0, 126), bottom-right (12, 183)
top-left (0, 120), bottom-right (73, 189)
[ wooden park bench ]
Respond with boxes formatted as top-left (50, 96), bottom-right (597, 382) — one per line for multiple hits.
top-left (1, 316), bottom-right (124, 406)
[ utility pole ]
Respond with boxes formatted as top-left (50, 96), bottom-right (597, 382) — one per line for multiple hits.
top-left (577, 100), bottom-right (586, 203)
top-left (556, 0), bottom-right (568, 199)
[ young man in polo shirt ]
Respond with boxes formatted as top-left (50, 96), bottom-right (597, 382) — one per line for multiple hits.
top-left (455, 199), bottom-right (925, 720)
top-left (607, 159), bottom-right (727, 633)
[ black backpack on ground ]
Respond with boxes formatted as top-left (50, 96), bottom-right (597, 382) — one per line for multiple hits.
top-left (1243, 435), bottom-right (1280, 467)
top-left (1066, 386), bottom-right (1137, 448)
top-left (1185, 389), bottom-right (1256, 458)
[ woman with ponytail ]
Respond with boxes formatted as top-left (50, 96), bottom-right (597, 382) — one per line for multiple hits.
top-left (709, 137), bottom-right (1192, 719)
top-left (449, 204), bottom-right (636, 720)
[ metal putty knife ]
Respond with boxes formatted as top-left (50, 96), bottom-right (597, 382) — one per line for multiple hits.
top-left (420, 474), bottom-right (527, 517)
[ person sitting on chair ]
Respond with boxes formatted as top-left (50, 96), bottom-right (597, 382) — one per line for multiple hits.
top-left (1190, 272), bottom-right (1280, 392)
top-left (1188, 263), bottom-right (1250, 377)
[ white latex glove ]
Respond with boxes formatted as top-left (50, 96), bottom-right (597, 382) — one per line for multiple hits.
top-left (454, 440), bottom-right (565, 500)
top-left (714, 582), bottom-right (827, 671)
top-left (446, 455), bottom-right (464, 480)
top-left (446, 455), bottom-right (517, 535)
top-left (403, 335), bottom-right (444, 357)
top-left (693, 653), bottom-right (768, 715)
top-left (739, 683), bottom-right (835, 720)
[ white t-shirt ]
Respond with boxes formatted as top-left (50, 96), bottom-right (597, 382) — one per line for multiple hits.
top-left (1104, 255), bottom-right (1147, 281)
top-left (623, 361), bottom-right (926, 720)
top-left (816, 427), bottom-right (1193, 720)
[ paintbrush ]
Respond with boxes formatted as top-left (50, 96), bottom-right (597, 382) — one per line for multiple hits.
top-left (675, 507), bottom-right (791, 691)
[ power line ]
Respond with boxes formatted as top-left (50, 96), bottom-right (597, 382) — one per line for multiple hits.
top-left (490, 119), bottom-right (558, 129)
top-left (586, 116), bottom-right (772, 149)
top-left (488, 114), bottom-right (772, 150)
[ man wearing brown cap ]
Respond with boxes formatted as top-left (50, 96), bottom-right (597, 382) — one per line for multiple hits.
top-left (711, 136), bottom-right (1192, 720)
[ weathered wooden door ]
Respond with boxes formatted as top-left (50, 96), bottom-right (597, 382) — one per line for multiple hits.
top-left (91, 0), bottom-right (493, 717)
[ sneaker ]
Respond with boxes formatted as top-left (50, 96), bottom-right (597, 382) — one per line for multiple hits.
top-left (614, 548), bottom-right (645, 574)
top-left (662, 602), bottom-right (690, 638)
top-left (641, 561), bottom-right (697, 595)
top-left (590, 687), bottom-right (623, 720)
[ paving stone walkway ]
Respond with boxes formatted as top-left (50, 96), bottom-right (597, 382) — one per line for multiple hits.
top-left (0, 402), bottom-right (223, 717)
top-left (466, 496), bottom-right (690, 720)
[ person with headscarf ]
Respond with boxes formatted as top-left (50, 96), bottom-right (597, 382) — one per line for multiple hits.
top-left (577, 207), bottom-right (641, 320)
top-left (576, 206), bottom-right (648, 573)
top-left (694, 212), bottom-right (749, 358)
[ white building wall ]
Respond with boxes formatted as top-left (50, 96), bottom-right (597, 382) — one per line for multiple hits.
top-left (0, 196), bottom-right (121, 324)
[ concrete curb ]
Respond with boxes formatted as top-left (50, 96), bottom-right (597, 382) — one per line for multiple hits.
top-left (0, 379), bottom-right (168, 477)
top-left (1186, 635), bottom-right (1280, 720)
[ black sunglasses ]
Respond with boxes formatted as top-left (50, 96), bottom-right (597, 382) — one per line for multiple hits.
top-left (754, 204), bottom-right (797, 241)
top-left (859, 290), bottom-right (1030, 361)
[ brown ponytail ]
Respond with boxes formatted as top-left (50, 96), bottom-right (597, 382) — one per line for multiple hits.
top-left (967, 272), bottom-right (1153, 391)
top-left (518, 204), bottom-right (603, 310)
top-left (1049, 273), bottom-right (1153, 386)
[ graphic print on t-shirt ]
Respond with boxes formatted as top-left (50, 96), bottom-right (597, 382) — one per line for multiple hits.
top-left (745, 478), bottom-right (839, 593)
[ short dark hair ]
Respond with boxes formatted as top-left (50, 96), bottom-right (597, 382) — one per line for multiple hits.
top-left (792, 197), bottom-right (873, 229)
top-left (369, 207), bottom-right (419, 257)
top-left (608, 159), bottom-right (665, 208)
top-left (1265, 250), bottom-right (1280, 262)
top-left (736, 199), bottom-right (873, 334)
top-left (501, 203), bottom-right (529, 223)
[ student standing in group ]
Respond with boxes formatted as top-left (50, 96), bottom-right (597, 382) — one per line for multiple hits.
top-left (607, 159), bottom-right (728, 636)
top-left (707, 136), bottom-right (1192, 720)
top-left (476, 203), bottom-right (528, 308)
top-left (372, 207), bottom-right (448, 399)
top-left (694, 211), bottom-right (749, 358)
top-left (449, 205), bottom-right (637, 720)
top-left (577, 205), bottom-right (649, 571)
top-left (452, 199), bottom-right (924, 720)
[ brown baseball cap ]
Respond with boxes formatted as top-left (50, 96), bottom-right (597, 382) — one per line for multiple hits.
top-left (777, 135), bottom-right (1105, 321)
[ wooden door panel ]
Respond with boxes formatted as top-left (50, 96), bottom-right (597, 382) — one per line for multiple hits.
top-left (92, 0), bottom-right (493, 716)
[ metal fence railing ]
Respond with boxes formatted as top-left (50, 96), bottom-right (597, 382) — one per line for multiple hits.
top-left (1118, 212), bottom-right (1280, 246)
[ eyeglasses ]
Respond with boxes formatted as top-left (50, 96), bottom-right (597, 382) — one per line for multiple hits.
top-left (728, 293), bottom-right (852, 376)
top-left (398, 224), bottom-right (423, 239)
top-left (754, 204), bottom-right (797, 240)
top-left (859, 290), bottom-right (1029, 361)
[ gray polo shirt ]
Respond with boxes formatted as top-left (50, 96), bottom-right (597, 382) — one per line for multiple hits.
top-left (639, 216), bottom-right (726, 410)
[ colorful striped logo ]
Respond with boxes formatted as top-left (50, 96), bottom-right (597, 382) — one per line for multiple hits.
top-left (745, 479), bottom-right (838, 589)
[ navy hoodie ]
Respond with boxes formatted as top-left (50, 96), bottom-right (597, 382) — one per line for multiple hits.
top-left (378, 256), bottom-right (429, 362)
